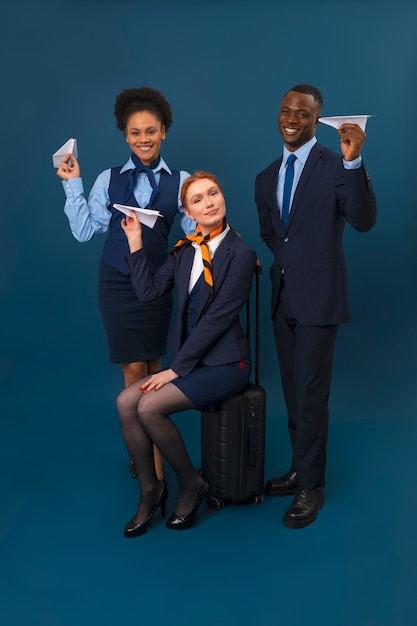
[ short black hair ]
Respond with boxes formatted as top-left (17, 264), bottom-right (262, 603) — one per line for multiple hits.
top-left (285, 84), bottom-right (323, 110)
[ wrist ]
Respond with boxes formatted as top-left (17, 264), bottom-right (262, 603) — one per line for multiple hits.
top-left (128, 236), bottom-right (143, 253)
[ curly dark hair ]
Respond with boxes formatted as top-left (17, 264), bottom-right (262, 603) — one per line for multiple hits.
top-left (114, 86), bottom-right (173, 132)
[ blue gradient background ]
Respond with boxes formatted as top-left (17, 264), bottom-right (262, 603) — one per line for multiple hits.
top-left (1, 1), bottom-right (416, 625)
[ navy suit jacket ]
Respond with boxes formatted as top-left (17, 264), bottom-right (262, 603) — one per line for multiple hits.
top-left (255, 142), bottom-right (377, 326)
top-left (126, 228), bottom-right (258, 377)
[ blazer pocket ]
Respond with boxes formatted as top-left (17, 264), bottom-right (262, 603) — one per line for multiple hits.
top-left (309, 258), bottom-right (345, 271)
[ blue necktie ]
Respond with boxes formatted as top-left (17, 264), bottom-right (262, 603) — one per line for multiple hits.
top-left (281, 154), bottom-right (296, 226)
top-left (122, 154), bottom-right (160, 204)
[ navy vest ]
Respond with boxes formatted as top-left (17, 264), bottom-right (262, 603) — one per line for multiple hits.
top-left (101, 167), bottom-right (180, 275)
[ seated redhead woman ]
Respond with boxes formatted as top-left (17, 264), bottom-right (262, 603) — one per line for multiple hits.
top-left (117, 171), bottom-right (257, 537)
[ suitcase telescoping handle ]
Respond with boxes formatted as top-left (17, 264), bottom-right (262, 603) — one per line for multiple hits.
top-left (245, 262), bottom-right (262, 386)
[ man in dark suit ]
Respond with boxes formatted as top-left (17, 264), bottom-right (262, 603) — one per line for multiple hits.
top-left (254, 84), bottom-right (377, 528)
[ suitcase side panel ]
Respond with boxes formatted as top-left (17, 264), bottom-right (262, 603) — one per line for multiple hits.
top-left (201, 394), bottom-right (243, 500)
top-left (201, 382), bottom-right (266, 503)
top-left (239, 384), bottom-right (266, 501)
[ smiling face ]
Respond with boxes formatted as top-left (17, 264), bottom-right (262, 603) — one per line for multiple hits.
top-left (125, 110), bottom-right (166, 164)
top-left (183, 177), bottom-right (226, 236)
top-left (278, 91), bottom-right (321, 152)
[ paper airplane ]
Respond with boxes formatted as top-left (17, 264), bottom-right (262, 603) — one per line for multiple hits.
top-left (319, 116), bottom-right (374, 132)
top-left (113, 204), bottom-right (163, 229)
top-left (52, 137), bottom-right (78, 167)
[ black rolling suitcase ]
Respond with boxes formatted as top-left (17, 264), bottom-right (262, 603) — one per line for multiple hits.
top-left (200, 264), bottom-right (266, 509)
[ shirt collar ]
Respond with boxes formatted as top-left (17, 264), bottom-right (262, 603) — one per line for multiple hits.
top-left (120, 155), bottom-right (172, 175)
top-left (283, 136), bottom-right (317, 166)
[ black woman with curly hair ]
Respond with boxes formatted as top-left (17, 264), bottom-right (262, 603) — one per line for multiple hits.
top-left (57, 86), bottom-right (195, 480)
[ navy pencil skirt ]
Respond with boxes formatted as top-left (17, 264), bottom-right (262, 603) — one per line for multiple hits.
top-left (173, 358), bottom-right (252, 410)
top-left (98, 262), bottom-right (172, 364)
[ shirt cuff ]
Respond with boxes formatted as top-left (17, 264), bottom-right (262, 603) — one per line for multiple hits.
top-left (343, 156), bottom-right (362, 170)
top-left (62, 177), bottom-right (84, 196)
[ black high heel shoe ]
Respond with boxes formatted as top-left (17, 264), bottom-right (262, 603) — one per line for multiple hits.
top-left (165, 480), bottom-right (210, 531)
top-left (124, 481), bottom-right (168, 538)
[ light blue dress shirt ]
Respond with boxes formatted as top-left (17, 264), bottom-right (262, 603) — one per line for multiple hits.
top-left (276, 137), bottom-right (362, 220)
top-left (62, 156), bottom-right (195, 242)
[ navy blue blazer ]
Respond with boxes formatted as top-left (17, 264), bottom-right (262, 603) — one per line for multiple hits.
top-left (125, 228), bottom-right (258, 378)
top-left (255, 142), bottom-right (377, 326)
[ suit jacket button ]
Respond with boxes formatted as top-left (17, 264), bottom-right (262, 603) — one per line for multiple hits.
top-left (284, 237), bottom-right (289, 242)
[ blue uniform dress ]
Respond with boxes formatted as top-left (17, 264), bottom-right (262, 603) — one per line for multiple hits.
top-left (62, 156), bottom-right (194, 363)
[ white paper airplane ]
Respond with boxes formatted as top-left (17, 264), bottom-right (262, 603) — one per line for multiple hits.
top-left (52, 138), bottom-right (78, 167)
top-left (319, 115), bottom-right (374, 132)
top-left (113, 204), bottom-right (163, 229)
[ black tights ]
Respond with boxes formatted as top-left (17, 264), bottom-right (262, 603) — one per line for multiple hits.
top-left (117, 377), bottom-right (203, 522)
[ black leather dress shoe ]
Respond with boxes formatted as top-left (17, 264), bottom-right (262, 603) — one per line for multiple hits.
top-left (265, 470), bottom-right (298, 496)
top-left (283, 486), bottom-right (324, 529)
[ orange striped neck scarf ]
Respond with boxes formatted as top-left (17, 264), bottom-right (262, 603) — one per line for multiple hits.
top-left (173, 218), bottom-right (227, 293)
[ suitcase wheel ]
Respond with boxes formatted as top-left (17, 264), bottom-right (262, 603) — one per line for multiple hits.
top-left (209, 496), bottom-right (225, 511)
top-left (252, 494), bottom-right (264, 504)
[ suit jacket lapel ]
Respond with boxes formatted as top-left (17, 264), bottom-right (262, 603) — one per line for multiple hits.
top-left (287, 142), bottom-right (324, 227)
top-left (267, 157), bottom-right (286, 235)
